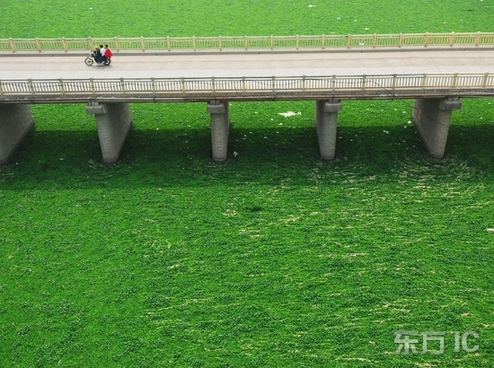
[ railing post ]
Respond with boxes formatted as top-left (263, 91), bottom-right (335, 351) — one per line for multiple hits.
top-left (87, 37), bottom-right (93, 51)
top-left (321, 34), bottom-right (325, 49)
top-left (331, 75), bottom-right (336, 92)
top-left (452, 73), bottom-right (458, 88)
top-left (449, 32), bottom-right (455, 47)
top-left (302, 75), bottom-right (306, 91)
top-left (422, 73), bottom-right (427, 89)
top-left (59, 78), bottom-right (65, 94)
top-left (61, 38), bottom-right (67, 52)
top-left (114, 37), bottom-right (119, 52)
top-left (362, 75), bottom-right (367, 90)
top-left (482, 72), bottom-right (489, 88)
top-left (193, 36), bottom-right (197, 51)
top-left (372, 33), bottom-right (377, 48)
top-left (392, 74), bottom-right (397, 90)
top-left (398, 33), bottom-right (403, 48)
top-left (9, 38), bottom-right (15, 53)
top-left (151, 77), bottom-right (156, 93)
top-left (244, 35), bottom-right (248, 50)
top-left (181, 77), bottom-right (185, 93)
top-left (296, 34), bottom-right (299, 50)
top-left (272, 76), bottom-right (276, 93)
top-left (270, 35), bottom-right (274, 50)
top-left (424, 32), bottom-right (429, 48)
top-left (475, 31), bottom-right (481, 46)
top-left (164, 36), bottom-right (170, 52)
top-left (219, 36), bottom-right (222, 51)
top-left (346, 34), bottom-right (351, 49)
top-left (28, 79), bottom-right (34, 94)
top-left (120, 78), bottom-right (125, 93)
top-left (35, 38), bottom-right (42, 52)
top-left (140, 37), bottom-right (145, 52)
top-left (242, 77), bottom-right (246, 92)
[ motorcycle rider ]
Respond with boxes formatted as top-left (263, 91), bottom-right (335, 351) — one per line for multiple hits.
top-left (91, 46), bottom-right (101, 63)
top-left (99, 44), bottom-right (106, 62)
top-left (104, 44), bottom-right (113, 60)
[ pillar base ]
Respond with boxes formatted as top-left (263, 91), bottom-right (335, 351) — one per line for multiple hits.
top-left (86, 102), bottom-right (132, 164)
top-left (207, 101), bottom-right (230, 162)
top-left (0, 104), bottom-right (34, 165)
top-left (315, 100), bottom-right (342, 161)
top-left (412, 97), bottom-right (461, 159)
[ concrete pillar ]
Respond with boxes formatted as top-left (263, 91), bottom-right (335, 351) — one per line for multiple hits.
top-left (412, 97), bottom-right (461, 159)
top-left (207, 101), bottom-right (229, 162)
top-left (86, 102), bottom-right (132, 164)
top-left (315, 99), bottom-right (342, 160)
top-left (0, 104), bottom-right (34, 165)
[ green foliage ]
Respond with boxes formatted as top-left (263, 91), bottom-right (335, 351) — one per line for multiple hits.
top-left (1, 1), bottom-right (494, 367)
top-left (1, 99), bottom-right (494, 367)
top-left (0, 0), bottom-right (493, 38)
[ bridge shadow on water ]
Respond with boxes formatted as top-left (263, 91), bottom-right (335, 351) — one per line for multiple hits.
top-left (2, 122), bottom-right (494, 190)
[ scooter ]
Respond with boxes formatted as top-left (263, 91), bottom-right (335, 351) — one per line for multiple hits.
top-left (84, 52), bottom-right (111, 66)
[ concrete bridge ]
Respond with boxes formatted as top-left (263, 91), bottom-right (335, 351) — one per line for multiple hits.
top-left (1, 33), bottom-right (493, 165)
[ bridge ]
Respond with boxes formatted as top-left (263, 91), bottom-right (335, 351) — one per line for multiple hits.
top-left (1, 33), bottom-right (493, 164)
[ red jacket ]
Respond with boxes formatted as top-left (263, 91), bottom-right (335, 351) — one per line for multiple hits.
top-left (105, 48), bottom-right (113, 58)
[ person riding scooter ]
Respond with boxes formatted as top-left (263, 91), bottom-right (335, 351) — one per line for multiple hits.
top-left (104, 44), bottom-right (113, 60)
top-left (91, 46), bottom-right (101, 63)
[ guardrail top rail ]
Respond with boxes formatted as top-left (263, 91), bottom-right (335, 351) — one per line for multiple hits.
top-left (1, 32), bottom-right (493, 53)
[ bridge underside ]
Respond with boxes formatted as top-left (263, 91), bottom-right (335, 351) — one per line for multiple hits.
top-left (0, 97), bottom-right (464, 165)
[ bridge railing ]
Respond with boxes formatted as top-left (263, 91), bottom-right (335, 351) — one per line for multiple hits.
top-left (1, 32), bottom-right (493, 53)
top-left (1, 73), bottom-right (493, 101)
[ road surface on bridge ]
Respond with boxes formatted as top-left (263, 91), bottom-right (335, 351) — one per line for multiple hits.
top-left (0, 49), bottom-right (493, 80)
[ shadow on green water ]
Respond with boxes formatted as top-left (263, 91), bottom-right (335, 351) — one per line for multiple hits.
top-left (1, 122), bottom-right (494, 190)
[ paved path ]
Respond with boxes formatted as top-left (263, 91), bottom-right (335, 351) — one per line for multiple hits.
top-left (0, 49), bottom-right (493, 80)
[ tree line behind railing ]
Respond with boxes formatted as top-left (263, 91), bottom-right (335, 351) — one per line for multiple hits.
top-left (0, 32), bottom-right (493, 53)
top-left (1, 73), bottom-right (493, 99)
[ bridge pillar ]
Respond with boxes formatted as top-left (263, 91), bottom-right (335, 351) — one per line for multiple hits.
top-left (315, 99), bottom-right (342, 160)
top-left (207, 101), bottom-right (229, 162)
top-left (86, 102), bottom-right (132, 164)
top-left (412, 97), bottom-right (462, 159)
top-left (0, 104), bottom-right (34, 165)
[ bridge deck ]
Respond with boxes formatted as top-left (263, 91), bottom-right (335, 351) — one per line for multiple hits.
top-left (1, 49), bottom-right (493, 80)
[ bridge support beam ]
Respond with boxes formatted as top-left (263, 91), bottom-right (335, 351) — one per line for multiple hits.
top-left (86, 102), bottom-right (132, 164)
top-left (412, 97), bottom-right (462, 159)
top-left (315, 99), bottom-right (342, 160)
top-left (208, 101), bottom-right (229, 162)
top-left (0, 104), bottom-right (34, 165)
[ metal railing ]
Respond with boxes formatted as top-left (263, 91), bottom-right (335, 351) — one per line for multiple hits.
top-left (1, 32), bottom-right (493, 53)
top-left (1, 73), bottom-right (493, 102)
